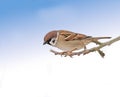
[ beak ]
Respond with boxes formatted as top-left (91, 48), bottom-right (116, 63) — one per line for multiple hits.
top-left (43, 41), bottom-right (47, 45)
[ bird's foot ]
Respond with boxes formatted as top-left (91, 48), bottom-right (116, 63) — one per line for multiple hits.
top-left (59, 51), bottom-right (73, 57)
top-left (83, 49), bottom-right (89, 55)
top-left (50, 49), bottom-right (73, 57)
top-left (50, 49), bottom-right (78, 57)
top-left (60, 48), bottom-right (77, 57)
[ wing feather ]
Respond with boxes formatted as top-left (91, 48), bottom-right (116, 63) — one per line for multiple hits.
top-left (59, 30), bottom-right (91, 41)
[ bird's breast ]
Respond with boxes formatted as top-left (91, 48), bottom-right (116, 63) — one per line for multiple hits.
top-left (55, 35), bottom-right (88, 51)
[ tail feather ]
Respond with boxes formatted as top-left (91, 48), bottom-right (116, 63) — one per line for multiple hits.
top-left (92, 37), bottom-right (111, 39)
top-left (90, 37), bottom-right (111, 45)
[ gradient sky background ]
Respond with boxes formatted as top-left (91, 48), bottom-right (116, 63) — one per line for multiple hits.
top-left (0, 0), bottom-right (120, 97)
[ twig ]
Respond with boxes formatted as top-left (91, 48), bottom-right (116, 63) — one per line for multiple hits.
top-left (50, 36), bottom-right (120, 57)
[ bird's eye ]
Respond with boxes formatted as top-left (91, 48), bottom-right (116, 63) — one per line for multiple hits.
top-left (49, 38), bottom-right (56, 45)
top-left (52, 39), bottom-right (55, 43)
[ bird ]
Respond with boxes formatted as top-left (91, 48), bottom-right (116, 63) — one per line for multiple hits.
top-left (43, 30), bottom-right (111, 56)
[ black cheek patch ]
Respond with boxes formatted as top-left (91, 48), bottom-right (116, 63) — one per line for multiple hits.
top-left (47, 39), bottom-right (52, 45)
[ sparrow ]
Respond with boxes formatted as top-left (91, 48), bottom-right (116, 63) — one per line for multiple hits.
top-left (43, 30), bottom-right (111, 56)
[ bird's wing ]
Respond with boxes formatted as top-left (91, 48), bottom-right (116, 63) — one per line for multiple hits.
top-left (59, 30), bottom-right (91, 41)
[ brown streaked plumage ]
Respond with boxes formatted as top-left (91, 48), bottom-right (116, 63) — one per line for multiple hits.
top-left (43, 30), bottom-right (111, 55)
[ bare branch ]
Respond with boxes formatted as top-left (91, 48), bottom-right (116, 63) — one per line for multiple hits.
top-left (50, 36), bottom-right (120, 57)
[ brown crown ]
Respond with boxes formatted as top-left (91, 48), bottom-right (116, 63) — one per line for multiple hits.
top-left (44, 30), bottom-right (57, 43)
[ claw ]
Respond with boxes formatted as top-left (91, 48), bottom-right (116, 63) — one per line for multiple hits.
top-left (59, 51), bottom-right (73, 57)
top-left (83, 50), bottom-right (89, 55)
top-left (50, 48), bottom-right (77, 57)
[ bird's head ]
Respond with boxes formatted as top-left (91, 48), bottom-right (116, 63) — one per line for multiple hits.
top-left (43, 30), bottom-right (58, 46)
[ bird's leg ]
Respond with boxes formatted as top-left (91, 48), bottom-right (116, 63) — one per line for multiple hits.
top-left (50, 49), bottom-right (74, 57)
top-left (50, 50), bottom-right (70, 56)
top-left (67, 48), bottom-right (78, 57)
top-left (83, 45), bottom-right (86, 53)
top-left (83, 45), bottom-right (89, 55)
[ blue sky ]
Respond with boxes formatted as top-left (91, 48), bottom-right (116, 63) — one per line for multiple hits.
top-left (0, 0), bottom-right (120, 97)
